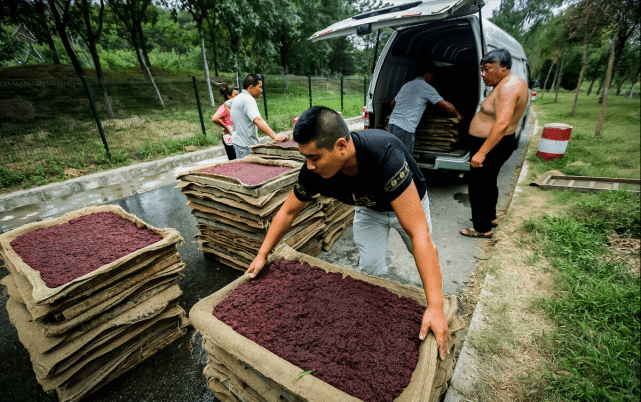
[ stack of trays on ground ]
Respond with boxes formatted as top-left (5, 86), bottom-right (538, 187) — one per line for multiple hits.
top-left (249, 139), bottom-right (304, 162)
top-left (318, 196), bottom-right (355, 252)
top-left (414, 117), bottom-right (460, 152)
top-left (250, 141), bottom-right (354, 251)
top-left (190, 244), bottom-right (461, 402)
top-left (176, 156), bottom-right (326, 271)
top-left (0, 205), bottom-right (189, 402)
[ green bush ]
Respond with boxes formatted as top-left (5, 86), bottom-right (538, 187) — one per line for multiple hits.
top-left (525, 206), bottom-right (641, 401)
top-left (0, 168), bottom-right (25, 187)
top-left (571, 191), bottom-right (641, 237)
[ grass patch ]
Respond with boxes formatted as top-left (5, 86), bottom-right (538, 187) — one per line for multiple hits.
top-left (465, 89), bottom-right (640, 401)
top-left (530, 92), bottom-right (640, 179)
top-left (523, 190), bottom-right (640, 401)
top-left (1, 70), bottom-right (366, 191)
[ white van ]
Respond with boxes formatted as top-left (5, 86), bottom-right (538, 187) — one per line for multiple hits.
top-left (310, 0), bottom-right (531, 171)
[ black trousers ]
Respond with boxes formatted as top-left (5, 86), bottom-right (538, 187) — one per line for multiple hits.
top-left (467, 134), bottom-right (517, 233)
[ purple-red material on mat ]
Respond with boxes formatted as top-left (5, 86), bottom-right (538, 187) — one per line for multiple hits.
top-left (10, 211), bottom-right (163, 288)
top-left (198, 161), bottom-right (293, 186)
top-left (213, 258), bottom-right (424, 402)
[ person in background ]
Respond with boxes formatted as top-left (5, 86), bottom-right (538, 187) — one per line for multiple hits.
top-left (212, 85), bottom-right (238, 160)
top-left (225, 74), bottom-right (287, 158)
top-left (388, 60), bottom-right (462, 155)
top-left (245, 106), bottom-right (451, 360)
top-left (460, 48), bottom-right (529, 238)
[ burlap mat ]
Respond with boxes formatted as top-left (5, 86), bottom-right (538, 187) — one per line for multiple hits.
top-left (0, 205), bottom-right (183, 305)
top-left (176, 156), bottom-right (302, 197)
top-left (175, 181), bottom-right (289, 208)
top-left (190, 244), bottom-right (460, 402)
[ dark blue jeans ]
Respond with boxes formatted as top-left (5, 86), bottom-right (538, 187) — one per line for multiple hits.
top-left (467, 134), bottom-right (517, 233)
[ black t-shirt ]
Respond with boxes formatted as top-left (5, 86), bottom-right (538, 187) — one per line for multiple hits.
top-left (293, 129), bottom-right (427, 212)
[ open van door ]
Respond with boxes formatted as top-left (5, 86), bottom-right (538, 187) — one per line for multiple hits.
top-left (310, 0), bottom-right (482, 42)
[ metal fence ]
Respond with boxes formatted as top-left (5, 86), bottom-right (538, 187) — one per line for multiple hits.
top-left (0, 74), bottom-right (370, 189)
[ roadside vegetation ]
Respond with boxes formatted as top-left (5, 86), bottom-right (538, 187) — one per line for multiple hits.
top-left (0, 66), bottom-right (365, 191)
top-left (465, 90), bottom-right (640, 401)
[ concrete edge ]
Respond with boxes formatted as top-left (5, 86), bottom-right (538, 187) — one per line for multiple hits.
top-left (444, 275), bottom-right (495, 401)
top-left (443, 110), bottom-right (538, 401)
top-left (0, 116), bottom-right (364, 213)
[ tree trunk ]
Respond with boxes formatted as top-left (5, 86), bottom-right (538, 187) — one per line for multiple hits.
top-left (35, 0), bottom-right (61, 64)
top-left (43, 28), bottom-right (61, 64)
top-left (540, 60), bottom-right (556, 99)
top-left (587, 74), bottom-right (597, 95)
top-left (204, 8), bottom-right (219, 77)
top-left (199, 28), bottom-right (215, 107)
top-left (135, 46), bottom-right (163, 107)
top-left (47, 0), bottom-right (85, 77)
top-left (206, 20), bottom-right (219, 76)
top-left (629, 67), bottom-right (639, 97)
top-left (87, 40), bottom-right (114, 118)
top-left (595, 20), bottom-right (621, 138)
top-left (572, 40), bottom-right (589, 116)
top-left (134, 19), bottom-right (151, 68)
top-left (550, 59), bottom-right (560, 93)
top-left (279, 33), bottom-right (290, 76)
top-left (596, 76), bottom-right (604, 96)
top-left (554, 52), bottom-right (567, 103)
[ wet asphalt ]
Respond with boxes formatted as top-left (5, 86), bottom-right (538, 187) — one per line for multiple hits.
top-left (0, 115), bottom-right (534, 402)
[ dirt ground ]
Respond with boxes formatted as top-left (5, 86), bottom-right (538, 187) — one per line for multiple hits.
top-left (457, 170), bottom-right (639, 401)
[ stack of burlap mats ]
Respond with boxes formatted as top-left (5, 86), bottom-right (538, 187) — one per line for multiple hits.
top-left (190, 244), bottom-right (461, 402)
top-left (385, 115), bottom-right (460, 153)
top-left (414, 116), bottom-right (460, 152)
top-left (249, 139), bottom-right (305, 162)
top-left (176, 154), bottom-right (354, 271)
top-left (0, 205), bottom-right (189, 402)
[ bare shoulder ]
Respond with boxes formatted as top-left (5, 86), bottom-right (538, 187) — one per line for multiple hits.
top-left (499, 73), bottom-right (528, 97)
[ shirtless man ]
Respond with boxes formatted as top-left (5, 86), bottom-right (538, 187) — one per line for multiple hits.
top-left (460, 48), bottom-right (529, 238)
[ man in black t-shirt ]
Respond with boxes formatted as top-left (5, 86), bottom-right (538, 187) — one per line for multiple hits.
top-left (245, 106), bottom-right (450, 360)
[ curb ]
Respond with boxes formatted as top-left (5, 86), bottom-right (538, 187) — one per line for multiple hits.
top-left (0, 116), bottom-right (364, 215)
top-left (443, 110), bottom-right (538, 400)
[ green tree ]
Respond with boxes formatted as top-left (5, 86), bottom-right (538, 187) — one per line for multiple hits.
top-left (564, 0), bottom-right (610, 115)
top-left (180, 0), bottom-right (215, 105)
top-left (70, 0), bottom-right (115, 117)
top-left (595, 0), bottom-right (640, 137)
top-left (0, 0), bottom-right (62, 65)
top-left (47, 0), bottom-right (86, 77)
top-left (489, 0), bottom-right (563, 52)
top-left (107, 0), bottom-right (164, 106)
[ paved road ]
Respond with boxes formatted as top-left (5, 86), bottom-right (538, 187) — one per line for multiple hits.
top-left (0, 115), bottom-right (533, 401)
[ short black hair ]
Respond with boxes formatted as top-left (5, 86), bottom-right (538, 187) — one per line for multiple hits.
top-left (293, 106), bottom-right (350, 151)
top-left (481, 49), bottom-right (512, 69)
top-left (243, 74), bottom-right (262, 89)
top-left (220, 85), bottom-right (237, 100)
top-left (415, 59), bottom-right (437, 76)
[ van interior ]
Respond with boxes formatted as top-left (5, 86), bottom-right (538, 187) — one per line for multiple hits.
top-left (372, 18), bottom-right (480, 163)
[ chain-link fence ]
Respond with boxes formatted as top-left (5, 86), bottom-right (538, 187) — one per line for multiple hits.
top-left (0, 74), bottom-right (369, 190)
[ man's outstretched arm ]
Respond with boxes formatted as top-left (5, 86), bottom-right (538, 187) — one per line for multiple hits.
top-left (391, 181), bottom-right (450, 359)
top-left (436, 99), bottom-right (463, 120)
top-left (254, 117), bottom-right (287, 141)
top-left (245, 189), bottom-right (307, 277)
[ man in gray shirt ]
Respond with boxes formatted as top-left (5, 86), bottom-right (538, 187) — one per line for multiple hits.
top-left (226, 74), bottom-right (287, 158)
top-left (388, 60), bottom-right (462, 155)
